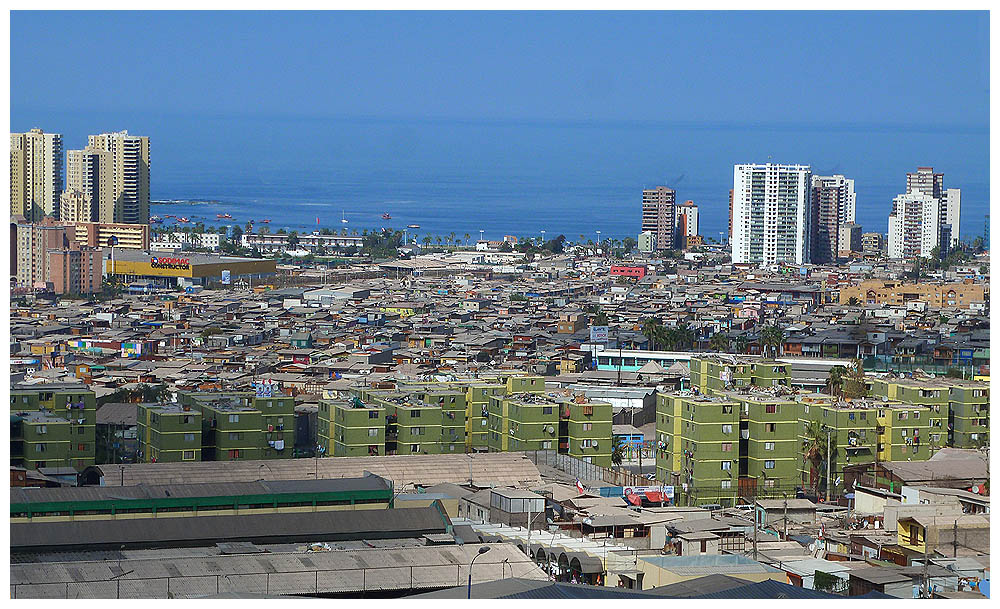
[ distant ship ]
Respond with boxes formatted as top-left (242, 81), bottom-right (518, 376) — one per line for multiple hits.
top-left (341, 210), bottom-right (349, 224)
top-left (150, 215), bottom-right (163, 224)
top-left (260, 219), bottom-right (270, 223)
top-left (382, 212), bottom-right (392, 220)
top-left (178, 217), bottom-right (190, 223)
top-left (216, 213), bottom-right (233, 219)
top-left (407, 224), bottom-right (421, 229)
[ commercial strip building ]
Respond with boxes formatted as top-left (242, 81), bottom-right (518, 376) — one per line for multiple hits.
top-left (104, 248), bottom-right (277, 288)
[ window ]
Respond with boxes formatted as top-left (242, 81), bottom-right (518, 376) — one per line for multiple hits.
top-left (765, 404), bottom-right (777, 414)
top-left (410, 444), bottom-right (420, 452)
top-left (848, 412), bottom-right (855, 421)
top-left (184, 433), bottom-right (195, 442)
top-left (368, 410), bottom-right (379, 419)
top-left (722, 405), bottom-right (733, 414)
top-left (37, 425), bottom-right (47, 435)
top-left (543, 406), bottom-right (553, 415)
top-left (721, 461), bottom-right (732, 470)
top-left (182, 415), bottom-right (193, 424)
top-left (764, 460), bottom-right (775, 469)
top-left (721, 480), bottom-right (732, 490)
top-left (228, 449), bottom-right (240, 459)
top-left (860, 412), bottom-right (867, 420)
top-left (368, 428), bottom-right (379, 437)
top-left (582, 423), bottom-right (592, 431)
top-left (765, 442), bottom-right (775, 451)
top-left (228, 432), bottom-right (243, 441)
top-left (765, 423), bottom-right (776, 433)
top-left (77, 443), bottom-right (87, 451)
top-left (35, 443), bottom-right (46, 453)
top-left (229, 414), bottom-right (240, 423)
top-left (763, 479), bottom-right (776, 489)
top-left (722, 424), bottom-right (732, 434)
top-left (411, 410), bottom-right (421, 418)
top-left (721, 442), bottom-right (732, 452)
top-left (182, 450), bottom-right (195, 460)
top-left (912, 411), bottom-right (920, 420)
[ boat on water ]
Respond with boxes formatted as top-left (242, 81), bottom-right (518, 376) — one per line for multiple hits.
top-left (150, 215), bottom-right (163, 224)
top-left (216, 213), bottom-right (233, 219)
top-left (407, 224), bottom-right (421, 229)
top-left (341, 210), bottom-right (349, 224)
top-left (260, 219), bottom-right (270, 223)
top-left (381, 212), bottom-right (392, 219)
top-left (178, 217), bottom-right (191, 223)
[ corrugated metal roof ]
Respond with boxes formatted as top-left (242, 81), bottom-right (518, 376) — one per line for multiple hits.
top-left (83, 452), bottom-right (541, 488)
top-left (12, 506), bottom-right (448, 551)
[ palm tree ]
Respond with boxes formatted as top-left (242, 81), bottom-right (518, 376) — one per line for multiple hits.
top-left (655, 325), bottom-right (672, 351)
top-left (672, 322), bottom-right (695, 351)
top-left (802, 421), bottom-right (835, 497)
top-left (709, 333), bottom-right (730, 353)
top-left (641, 318), bottom-right (662, 350)
top-left (464, 233), bottom-right (471, 246)
top-left (846, 296), bottom-right (860, 306)
top-left (761, 325), bottom-right (785, 358)
top-left (734, 335), bottom-right (750, 354)
top-left (826, 365), bottom-right (848, 397)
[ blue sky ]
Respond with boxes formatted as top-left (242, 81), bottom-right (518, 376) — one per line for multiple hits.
top-left (11, 11), bottom-right (989, 127)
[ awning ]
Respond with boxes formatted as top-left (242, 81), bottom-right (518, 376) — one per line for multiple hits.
top-left (566, 552), bottom-right (605, 574)
top-left (626, 493), bottom-right (642, 506)
top-left (645, 491), bottom-right (665, 503)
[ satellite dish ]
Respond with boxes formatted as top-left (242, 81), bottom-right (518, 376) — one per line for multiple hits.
top-left (808, 543), bottom-right (816, 553)
top-left (971, 485), bottom-right (980, 494)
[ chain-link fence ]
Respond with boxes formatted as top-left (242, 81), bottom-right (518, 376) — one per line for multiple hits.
top-left (522, 450), bottom-right (646, 488)
top-left (11, 562), bottom-right (496, 599)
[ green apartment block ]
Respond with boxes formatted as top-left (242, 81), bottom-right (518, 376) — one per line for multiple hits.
top-left (655, 390), bottom-right (803, 507)
top-left (323, 399), bottom-right (385, 457)
top-left (10, 383), bottom-right (97, 471)
top-left (690, 356), bottom-right (791, 395)
top-left (136, 404), bottom-right (202, 463)
top-left (487, 393), bottom-right (612, 466)
top-left (178, 391), bottom-right (295, 460)
top-left (869, 378), bottom-right (989, 449)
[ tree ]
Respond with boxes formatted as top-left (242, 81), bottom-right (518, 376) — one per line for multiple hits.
top-left (842, 359), bottom-right (868, 398)
top-left (464, 233), bottom-right (471, 246)
top-left (671, 322), bottom-right (695, 350)
top-left (287, 232), bottom-right (300, 248)
top-left (499, 241), bottom-right (513, 252)
top-left (734, 335), bottom-right (750, 354)
top-left (846, 296), bottom-right (860, 306)
top-left (761, 326), bottom-right (785, 358)
top-left (422, 236), bottom-right (432, 247)
top-left (611, 436), bottom-right (626, 469)
top-left (826, 365), bottom-right (848, 398)
top-left (802, 421), bottom-right (836, 497)
top-left (641, 317), bottom-right (662, 350)
top-left (945, 367), bottom-right (965, 379)
top-left (591, 309), bottom-right (609, 326)
top-left (709, 333), bottom-right (730, 353)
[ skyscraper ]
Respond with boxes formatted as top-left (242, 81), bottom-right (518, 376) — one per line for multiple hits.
top-left (731, 163), bottom-right (812, 265)
top-left (66, 147), bottom-right (114, 222)
top-left (86, 131), bottom-right (151, 225)
top-left (810, 174), bottom-right (856, 263)
top-left (641, 186), bottom-right (676, 251)
top-left (905, 166), bottom-right (960, 249)
top-left (10, 129), bottom-right (63, 221)
top-left (887, 191), bottom-right (939, 259)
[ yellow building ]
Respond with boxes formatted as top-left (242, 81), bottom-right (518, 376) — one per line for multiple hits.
top-left (839, 279), bottom-right (986, 308)
top-left (106, 250), bottom-right (276, 288)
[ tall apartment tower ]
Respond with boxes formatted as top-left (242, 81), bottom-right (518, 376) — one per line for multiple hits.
top-left (86, 131), bottom-right (151, 225)
top-left (727, 189), bottom-right (734, 243)
top-left (66, 147), bottom-right (115, 222)
top-left (906, 166), bottom-right (960, 249)
top-left (887, 191), bottom-right (940, 259)
top-left (641, 186), bottom-right (676, 251)
top-left (810, 174), bottom-right (856, 263)
top-left (10, 129), bottom-right (63, 221)
top-left (731, 163), bottom-right (812, 265)
top-left (675, 200), bottom-right (699, 248)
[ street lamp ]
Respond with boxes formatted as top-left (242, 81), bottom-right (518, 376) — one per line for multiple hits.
top-left (467, 546), bottom-right (491, 599)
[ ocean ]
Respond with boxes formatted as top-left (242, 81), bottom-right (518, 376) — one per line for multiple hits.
top-left (43, 114), bottom-right (995, 243)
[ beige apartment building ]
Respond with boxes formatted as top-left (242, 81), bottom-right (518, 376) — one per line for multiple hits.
top-left (10, 129), bottom-right (63, 221)
top-left (86, 131), bottom-right (151, 224)
top-left (70, 221), bottom-right (150, 250)
top-left (839, 279), bottom-right (986, 308)
top-left (66, 147), bottom-right (115, 222)
top-left (59, 190), bottom-right (94, 223)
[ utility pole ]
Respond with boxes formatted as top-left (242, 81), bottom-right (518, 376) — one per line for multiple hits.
top-left (953, 519), bottom-right (958, 558)
top-left (826, 426), bottom-right (832, 503)
top-left (783, 494), bottom-right (788, 541)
